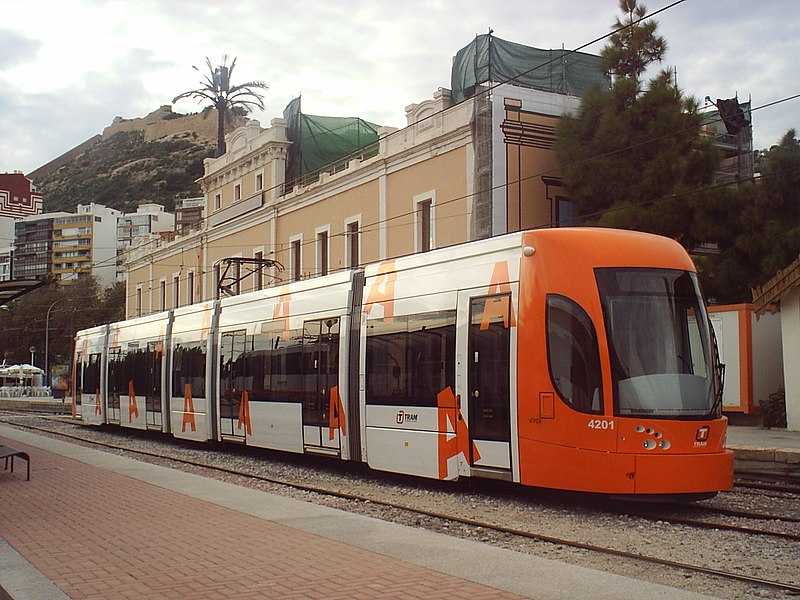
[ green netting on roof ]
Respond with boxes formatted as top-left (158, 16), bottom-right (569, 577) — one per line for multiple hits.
top-left (451, 33), bottom-right (610, 103)
top-left (284, 97), bottom-right (380, 187)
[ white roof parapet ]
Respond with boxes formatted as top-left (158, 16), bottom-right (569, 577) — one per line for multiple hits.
top-left (203, 118), bottom-right (290, 177)
top-left (405, 88), bottom-right (454, 126)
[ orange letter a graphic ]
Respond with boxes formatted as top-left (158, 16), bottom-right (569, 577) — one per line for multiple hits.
top-left (182, 382), bottom-right (196, 433)
top-left (328, 385), bottom-right (346, 440)
top-left (364, 260), bottom-right (396, 322)
top-left (436, 387), bottom-right (480, 479)
top-left (273, 290), bottom-right (292, 341)
top-left (480, 261), bottom-right (516, 330)
top-left (237, 390), bottom-right (252, 436)
top-left (128, 380), bottom-right (139, 422)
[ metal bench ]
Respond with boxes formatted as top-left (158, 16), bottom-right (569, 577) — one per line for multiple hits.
top-left (0, 444), bottom-right (30, 481)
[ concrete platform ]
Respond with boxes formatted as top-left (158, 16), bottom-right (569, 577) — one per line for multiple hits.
top-left (0, 424), bottom-right (722, 600)
top-left (0, 398), bottom-right (71, 415)
top-left (726, 425), bottom-right (800, 464)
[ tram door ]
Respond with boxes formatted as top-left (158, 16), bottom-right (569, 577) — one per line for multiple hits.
top-left (465, 292), bottom-right (514, 470)
top-left (219, 330), bottom-right (247, 441)
top-left (145, 341), bottom-right (163, 429)
top-left (302, 318), bottom-right (340, 452)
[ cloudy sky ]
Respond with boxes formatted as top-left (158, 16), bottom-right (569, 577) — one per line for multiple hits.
top-left (1, 0), bottom-right (798, 175)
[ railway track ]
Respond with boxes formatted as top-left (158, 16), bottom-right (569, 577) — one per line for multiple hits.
top-left (684, 502), bottom-right (800, 524)
top-left (2, 414), bottom-right (799, 597)
top-left (734, 471), bottom-right (800, 495)
top-left (614, 504), bottom-right (800, 542)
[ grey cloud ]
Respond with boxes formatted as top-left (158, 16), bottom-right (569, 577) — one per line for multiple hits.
top-left (3, 0), bottom-right (798, 172)
top-left (0, 29), bottom-right (41, 70)
top-left (0, 46), bottom-right (174, 173)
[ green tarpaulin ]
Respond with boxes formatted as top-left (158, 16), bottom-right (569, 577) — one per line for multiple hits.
top-left (284, 97), bottom-right (380, 187)
top-left (451, 33), bottom-right (610, 103)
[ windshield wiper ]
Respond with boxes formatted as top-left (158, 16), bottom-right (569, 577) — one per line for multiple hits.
top-left (707, 319), bottom-right (725, 419)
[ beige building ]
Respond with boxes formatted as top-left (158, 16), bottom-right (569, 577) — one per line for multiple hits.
top-left (15, 203), bottom-right (121, 288)
top-left (125, 36), bottom-right (608, 318)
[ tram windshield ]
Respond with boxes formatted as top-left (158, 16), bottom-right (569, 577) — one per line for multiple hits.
top-left (596, 268), bottom-right (717, 418)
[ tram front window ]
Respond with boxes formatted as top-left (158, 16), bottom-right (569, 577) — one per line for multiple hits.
top-left (596, 268), bottom-right (717, 418)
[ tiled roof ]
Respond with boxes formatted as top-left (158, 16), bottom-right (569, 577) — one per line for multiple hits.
top-left (752, 254), bottom-right (800, 315)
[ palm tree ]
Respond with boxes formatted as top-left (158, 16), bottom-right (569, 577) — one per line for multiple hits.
top-left (173, 56), bottom-right (268, 157)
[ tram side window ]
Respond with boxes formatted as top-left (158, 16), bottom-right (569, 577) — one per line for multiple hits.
top-left (546, 295), bottom-right (603, 415)
top-left (366, 310), bottom-right (455, 407)
top-left (247, 332), bottom-right (274, 401)
top-left (220, 322), bottom-right (341, 407)
top-left (246, 322), bottom-right (304, 403)
top-left (276, 328), bottom-right (304, 402)
top-left (128, 345), bottom-right (147, 397)
top-left (366, 317), bottom-right (407, 404)
top-left (221, 329), bottom-right (287, 404)
top-left (172, 341), bottom-right (206, 398)
top-left (408, 312), bottom-right (455, 404)
top-left (83, 353), bottom-right (101, 395)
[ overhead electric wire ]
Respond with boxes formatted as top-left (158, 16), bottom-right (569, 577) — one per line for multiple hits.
top-left (97, 155), bottom-right (800, 341)
top-left (118, 0), bottom-right (689, 243)
top-left (90, 82), bottom-right (799, 314)
top-left (118, 90), bottom-right (800, 292)
top-left (37, 0), bottom-right (800, 308)
top-left (117, 0), bottom-right (683, 277)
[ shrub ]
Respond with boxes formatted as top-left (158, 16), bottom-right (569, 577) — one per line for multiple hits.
top-left (759, 388), bottom-right (787, 428)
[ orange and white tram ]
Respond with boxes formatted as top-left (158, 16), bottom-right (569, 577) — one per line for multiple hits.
top-left (73, 228), bottom-right (733, 499)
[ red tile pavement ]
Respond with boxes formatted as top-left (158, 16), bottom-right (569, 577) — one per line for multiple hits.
top-left (0, 440), bottom-right (524, 599)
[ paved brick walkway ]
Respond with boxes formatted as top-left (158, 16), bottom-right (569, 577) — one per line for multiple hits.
top-left (0, 440), bottom-right (522, 600)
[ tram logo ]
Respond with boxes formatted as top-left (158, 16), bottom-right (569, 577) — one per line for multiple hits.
top-left (396, 410), bottom-right (418, 424)
top-left (696, 426), bottom-right (710, 442)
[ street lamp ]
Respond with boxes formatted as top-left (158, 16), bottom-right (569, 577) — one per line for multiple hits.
top-left (44, 299), bottom-right (61, 388)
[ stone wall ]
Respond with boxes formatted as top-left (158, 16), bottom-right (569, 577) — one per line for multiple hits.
top-left (102, 106), bottom-right (246, 144)
top-left (30, 106), bottom-right (248, 183)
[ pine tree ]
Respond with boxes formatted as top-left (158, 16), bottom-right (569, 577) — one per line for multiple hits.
top-left (694, 130), bottom-right (800, 302)
top-left (556, 0), bottom-right (719, 247)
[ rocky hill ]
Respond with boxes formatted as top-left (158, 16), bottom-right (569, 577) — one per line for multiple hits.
top-left (29, 106), bottom-right (244, 215)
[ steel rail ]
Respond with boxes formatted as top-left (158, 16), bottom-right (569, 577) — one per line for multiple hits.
top-left (616, 509), bottom-right (800, 542)
top-left (736, 469), bottom-right (800, 484)
top-left (686, 503), bottom-right (800, 523)
top-left (734, 480), bottom-right (800, 494)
